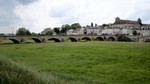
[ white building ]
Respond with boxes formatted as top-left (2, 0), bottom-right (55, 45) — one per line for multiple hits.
top-left (101, 28), bottom-right (121, 35)
top-left (67, 29), bottom-right (74, 35)
top-left (67, 28), bottom-right (83, 35)
top-left (83, 26), bottom-right (102, 35)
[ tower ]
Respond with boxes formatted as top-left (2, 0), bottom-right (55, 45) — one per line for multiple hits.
top-left (115, 17), bottom-right (120, 22)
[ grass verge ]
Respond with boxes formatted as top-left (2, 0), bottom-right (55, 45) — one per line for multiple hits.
top-left (0, 57), bottom-right (88, 84)
top-left (0, 56), bottom-right (46, 84)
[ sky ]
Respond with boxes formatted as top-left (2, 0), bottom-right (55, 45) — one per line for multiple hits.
top-left (0, 0), bottom-right (150, 33)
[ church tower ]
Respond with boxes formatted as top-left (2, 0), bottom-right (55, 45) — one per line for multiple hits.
top-left (115, 17), bottom-right (120, 22)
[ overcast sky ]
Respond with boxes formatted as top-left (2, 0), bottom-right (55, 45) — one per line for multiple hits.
top-left (0, 0), bottom-right (150, 33)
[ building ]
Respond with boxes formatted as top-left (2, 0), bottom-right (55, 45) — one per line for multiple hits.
top-left (66, 29), bottom-right (74, 35)
top-left (102, 17), bottom-right (150, 36)
top-left (66, 17), bottom-right (150, 36)
top-left (67, 28), bottom-right (83, 35)
top-left (83, 26), bottom-right (102, 35)
top-left (101, 27), bottom-right (121, 35)
top-left (112, 17), bottom-right (141, 29)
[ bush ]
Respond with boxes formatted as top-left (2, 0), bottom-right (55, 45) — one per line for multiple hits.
top-left (132, 30), bottom-right (137, 36)
top-left (117, 35), bottom-right (132, 42)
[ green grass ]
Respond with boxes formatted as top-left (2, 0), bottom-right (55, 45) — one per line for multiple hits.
top-left (0, 57), bottom-right (45, 84)
top-left (1, 40), bottom-right (14, 44)
top-left (0, 42), bottom-right (150, 84)
top-left (0, 57), bottom-right (84, 84)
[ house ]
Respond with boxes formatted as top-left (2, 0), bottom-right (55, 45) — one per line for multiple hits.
top-left (72, 28), bottom-right (81, 35)
top-left (83, 26), bottom-right (102, 35)
top-left (101, 27), bottom-right (121, 35)
top-left (67, 28), bottom-right (83, 35)
top-left (67, 29), bottom-right (74, 35)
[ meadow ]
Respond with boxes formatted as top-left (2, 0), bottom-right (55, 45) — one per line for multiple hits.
top-left (0, 41), bottom-right (150, 84)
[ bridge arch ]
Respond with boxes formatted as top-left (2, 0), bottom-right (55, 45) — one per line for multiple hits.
top-left (145, 39), bottom-right (150, 42)
top-left (81, 37), bottom-right (91, 41)
top-left (95, 37), bottom-right (104, 41)
top-left (48, 38), bottom-right (61, 42)
top-left (68, 37), bottom-right (78, 42)
top-left (31, 38), bottom-right (42, 43)
top-left (107, 37), bottom-right (116, 41)
top-left (20, 38), bottom-right (25, 43)
top-left (9, 39), bottom-right (20, 44)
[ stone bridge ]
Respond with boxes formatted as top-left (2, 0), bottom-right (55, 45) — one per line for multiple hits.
top-left (0, 35), bottom-right (150, 44)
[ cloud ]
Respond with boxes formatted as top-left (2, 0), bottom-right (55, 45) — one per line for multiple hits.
top-left (0, 0), bottom-right (18, 25)
top-left (0, 0), bottom-right (38, 33)
top-left (123, 0), bottom-right (150, 23)
top-left (49, 0), bottom-right (88, 24)
top-left (16, 0), bottom-right (38, 5)
top-left (0, 0), bottom-right (150, 33)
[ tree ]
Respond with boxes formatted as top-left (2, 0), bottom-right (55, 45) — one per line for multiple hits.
top-left (102, 24), bottom-right (109, 28)
top-left (95, 24), bottom-right (97, 27)
top-left (91, 22), bottom-right (93, 27)
top-left (61, 24), bottom-right (71, 34)
top-left (46, 31), bottom-right (53, 35)
top-left (0, 33), bottom-right (5, 36)
top-left (16, 27), bottom-right (31, 35)
top-left (71, 23), bottom-right (81, 29)
top-left (53, 27), bottom-right (60, 35)
top-left (117, 34), bottom-right (132, 42)
top-left (132, 30), bottom-right (137, 36)
top-left (26, 30), bottom-right (31, 35)
top-left (86, 25), bottom-right (90, 28)
top-left (31, 32), bottom-right (38, 35)
top-left (41, 28), bottom-right (53, 35)
top-left (138, 18), bottom-right (142, 26)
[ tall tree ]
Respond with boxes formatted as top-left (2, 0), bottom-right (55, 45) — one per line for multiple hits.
top-left (71, 23), bottom-right (81, 29)
top-left (61, 24), bottom-right (71, 34)
top-left (53, 27), bottom-right (60, 35)
top-left (16, 27), bottom-right (31, 35)
top-left (91, 22), bottom-right (93, 27)
top-left (95, 24), bottom-right (97, 27)
top-left (138, 18), bottom-right (142, 26)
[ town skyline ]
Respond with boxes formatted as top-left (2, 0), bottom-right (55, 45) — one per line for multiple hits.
top-left (0, 0), bottom-right (150, 33)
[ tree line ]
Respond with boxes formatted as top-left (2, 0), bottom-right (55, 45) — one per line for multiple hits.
top-left (16, 23), bottom-right (81, 36)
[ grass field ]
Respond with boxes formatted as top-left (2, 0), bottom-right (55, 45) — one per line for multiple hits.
top-left (0, 41), bottom-right (150, 84)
